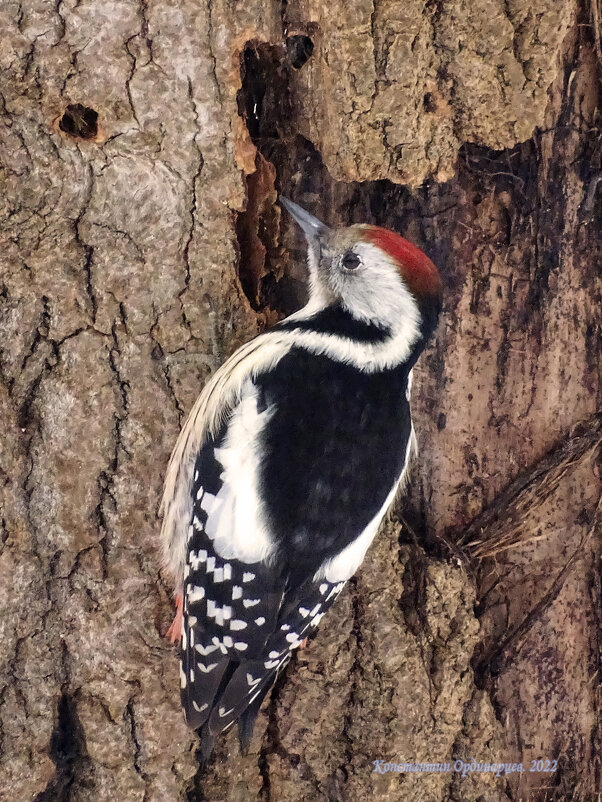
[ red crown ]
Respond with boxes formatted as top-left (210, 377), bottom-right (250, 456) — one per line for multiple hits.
top-left (362, 226), bottom-right (441, 300)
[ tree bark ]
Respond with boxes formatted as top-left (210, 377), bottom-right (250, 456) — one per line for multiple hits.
top-left (0, 0), bottom-right (599, 800)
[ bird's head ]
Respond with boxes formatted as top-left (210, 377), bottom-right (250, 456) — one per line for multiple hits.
top-left (280, 197), bottom-right (442, 346)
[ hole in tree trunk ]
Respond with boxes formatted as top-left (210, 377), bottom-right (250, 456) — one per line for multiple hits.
top-left (59, 104), bottom-right (99, 140)
top-left (285, 35), bottom-right (314, 69)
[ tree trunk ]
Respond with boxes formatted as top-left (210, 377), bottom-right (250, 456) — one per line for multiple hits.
top-left (1, 0), bottom-right (600, 800)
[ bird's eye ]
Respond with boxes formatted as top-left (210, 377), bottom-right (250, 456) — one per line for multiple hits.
top-left (341, 251), bottom-right (361, 271)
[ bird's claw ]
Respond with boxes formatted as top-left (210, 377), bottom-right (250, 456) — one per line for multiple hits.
top-left (166, 594), bottom-right (183, 644)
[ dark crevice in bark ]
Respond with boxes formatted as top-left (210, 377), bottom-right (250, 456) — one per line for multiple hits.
top-left (148, 327), bottom-right (187, 423)
top-left (34, 692), bottom-right (91, 802)
top-left (126, 698), bottom-right (151, 801)
top-left (236, 42), bottom-right (300, 319)
top-left (180, 76), bottom-right (205, 338)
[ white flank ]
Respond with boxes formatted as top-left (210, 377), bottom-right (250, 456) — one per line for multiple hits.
top-left (205, 382), bottom-right (274, 564)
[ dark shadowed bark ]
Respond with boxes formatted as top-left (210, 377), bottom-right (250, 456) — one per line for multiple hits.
top-left (1, 0), bottom-right (600, 800)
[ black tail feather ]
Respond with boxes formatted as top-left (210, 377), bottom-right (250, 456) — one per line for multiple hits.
top-left (237, 681), bottom-right (274, 755)
top-left (198, 725), bottom-right (216, 766)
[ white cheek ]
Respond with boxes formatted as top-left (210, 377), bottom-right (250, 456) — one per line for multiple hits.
top-left (338, 242), bottom-right (421, 336)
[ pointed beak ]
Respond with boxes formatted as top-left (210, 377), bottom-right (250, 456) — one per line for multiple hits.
top-left (279, 196), bottom-right (330, 242)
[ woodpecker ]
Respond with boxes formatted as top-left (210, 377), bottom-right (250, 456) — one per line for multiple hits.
top-left (160, 197), bottom-right (442, 757)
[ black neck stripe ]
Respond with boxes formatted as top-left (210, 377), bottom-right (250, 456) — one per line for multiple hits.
top-left (277, 306), bottom-right (391, 344)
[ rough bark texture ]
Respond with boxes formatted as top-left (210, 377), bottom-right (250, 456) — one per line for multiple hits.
top-left (0, 0), bottom-right (600, 800)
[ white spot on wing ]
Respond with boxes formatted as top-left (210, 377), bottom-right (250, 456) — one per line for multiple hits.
top-left (189, 550), bottom-right (207, 570)
top-left (232, 586), bottom-right (243, 600)
top-left (326, 583), bottom-right (345, 601)
top-left (255, 617), bottom-right (265, 626)
top-left (187, 586), bottom-right (205, 603)
top-left (243, 572), bottom-right (255, 583)
top-left (234, 642), bottom-right (248, 651)
top-left (198, 662), bottom-right (219, 673)
top-left (243, 598), bottom-right (261, 608)
top-left (195, 643), bottom-right (218, 656)
top-left (199, 491), bottom-right (217, 512)
top-left (230, 619), bottom-right (247, 631)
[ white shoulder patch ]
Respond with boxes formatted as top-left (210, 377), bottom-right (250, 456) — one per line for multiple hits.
top-left (204, 381), bottom-right (274, 563)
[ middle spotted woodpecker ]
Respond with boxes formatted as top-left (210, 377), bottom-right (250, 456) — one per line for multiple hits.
top-left (160, 197), bottom-right (442, 756)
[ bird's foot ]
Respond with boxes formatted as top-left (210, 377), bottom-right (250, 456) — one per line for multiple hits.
top-left (166, 594), bottom-right (183, 644)
top-left (298, 637), bottom-right (308, 649)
